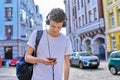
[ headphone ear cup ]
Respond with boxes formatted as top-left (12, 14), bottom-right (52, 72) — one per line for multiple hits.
top-left (62, 21), bottom-right (66, 27)
top-left (46, 19), bottom-right (50, 25)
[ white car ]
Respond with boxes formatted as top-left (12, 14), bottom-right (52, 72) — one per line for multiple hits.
top-left (70, 52), bottom-right (100, 69)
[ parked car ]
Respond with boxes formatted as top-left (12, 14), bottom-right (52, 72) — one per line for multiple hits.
top-left (108, 50), bottom-right (120, 75)
top-left (70, 52), bottom-right (100, 69)
top-left (2, 59), bottom-right (10, 67)
top-left (9, 57), bottom-right (22, 66)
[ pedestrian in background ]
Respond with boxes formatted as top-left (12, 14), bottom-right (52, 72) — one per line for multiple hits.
top-left (25, 8), bottom-right (72, 80)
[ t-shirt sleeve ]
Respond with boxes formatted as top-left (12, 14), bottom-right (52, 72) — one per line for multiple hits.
top-left (27, 30), bottom-right (37, 49)
top-left (64, 37), bottom-right (73, 55)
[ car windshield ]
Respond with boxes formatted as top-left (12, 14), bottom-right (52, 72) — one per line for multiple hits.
top-left (79, 53), bottom-right (91, 56)
top-left (112, 52), bottom-right (120, 58)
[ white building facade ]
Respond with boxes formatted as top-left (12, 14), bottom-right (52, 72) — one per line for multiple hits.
top-left (64, 0), bottom-right (107, 60)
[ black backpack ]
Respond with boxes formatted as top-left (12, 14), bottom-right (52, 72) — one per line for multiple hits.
top-left (16, 30), bottom-right (43, 80)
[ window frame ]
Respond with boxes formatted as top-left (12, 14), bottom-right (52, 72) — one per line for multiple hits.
top-left (110, 12), bottom-right (115, 26)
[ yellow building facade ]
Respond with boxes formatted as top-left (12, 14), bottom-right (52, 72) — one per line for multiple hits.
top-left (103, 0), bottom-right (120, 56)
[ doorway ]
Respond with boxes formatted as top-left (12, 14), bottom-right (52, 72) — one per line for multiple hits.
top-left (4, 46), bottom-right (12, 59)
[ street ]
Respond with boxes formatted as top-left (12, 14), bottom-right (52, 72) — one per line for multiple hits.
top-left (0, 61), bottom-right (119, 80)
top-left (69, 61), bottom-right (120, 80)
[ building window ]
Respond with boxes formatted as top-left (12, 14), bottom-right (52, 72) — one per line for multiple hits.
top-left (110, 12), bottom-right (115, 26)
top-left (87, 0), bottom-right (90, 3)
top-left (72, 8), bottom-right (77, 19)
top-left (77, 0), bottom-right (80, 10)
top-left (112, 37), bottom-right (116, 50)
top-left (79, 17), bottom-right (81, 27)
top-left (4, 7), bottom-right (13, 21)
top-left (72, 0), bottom-right (75, 5)
top-left (20, 9), bottom-right (27, 23)
top-left (30, 18), bottom-right (34, 28)
top-left (72, 8), bottom-right (75, 17)
top-left (118, 9), bottom-right (120, 24)
top-left (81, 0), bottom-right (84, 8)
top-left (5, 25), bottom-right (13, 40)
top-left (75, 7), bottom-right (77, 19)
top-left (108, 0), bottom-right (112, 4)
top-left (92, 0), bottom-right (95, 5)
top-left (21, 25), bottom-right (26, 38)
top-left (82, 15), bottom-right (84, 26)
top-left (93, 8), bottom-right (97, 20)
top-left (88, 10), bottom-right (92, 23)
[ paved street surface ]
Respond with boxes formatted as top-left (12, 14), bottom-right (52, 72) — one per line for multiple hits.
top-left (69, 61), bottom-right (120, 80)
top-left (0, 61), bottom-right (119, 80)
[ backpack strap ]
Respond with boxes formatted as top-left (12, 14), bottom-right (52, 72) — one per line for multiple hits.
top-left (34, 30), bottom-right (43, 57)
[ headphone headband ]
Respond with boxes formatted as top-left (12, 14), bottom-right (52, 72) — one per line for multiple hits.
top-left (45, 8), bottom-right (67, 27)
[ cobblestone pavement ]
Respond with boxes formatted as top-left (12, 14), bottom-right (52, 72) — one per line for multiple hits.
top-left (69, 61), bottom-right (120, 80)
top-left (0, 61), bottom-right (119, 80)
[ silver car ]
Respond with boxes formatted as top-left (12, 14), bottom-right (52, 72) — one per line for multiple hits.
top-left (70, 52), bottom-right (100, 69)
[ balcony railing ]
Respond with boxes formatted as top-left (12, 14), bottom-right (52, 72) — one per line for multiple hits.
top-left (77, 18), bottom-right (104, 34)
top-left (4, 0), bottom-right (12, 3)
top-left (5, 17), bottom-right (12, 21)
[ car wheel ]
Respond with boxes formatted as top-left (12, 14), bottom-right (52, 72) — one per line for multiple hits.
top-left (93, 65), bottom-right (99, 69)
top-left (79, 62), bottom-right (84, 69)
top-left (70, 60), bottom-right (73, 67)
top-left (109, 66), bottom-right (117, 75)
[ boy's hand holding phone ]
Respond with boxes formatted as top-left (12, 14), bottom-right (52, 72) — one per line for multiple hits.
top-left (47, 57), bottom-right (57, 62)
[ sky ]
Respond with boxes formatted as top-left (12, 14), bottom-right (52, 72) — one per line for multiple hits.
top-left (34, 0), bottom-right (66, 34)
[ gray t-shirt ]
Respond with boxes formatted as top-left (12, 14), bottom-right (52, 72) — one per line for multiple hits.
top-left (27, 30), bottom-right (72, 80)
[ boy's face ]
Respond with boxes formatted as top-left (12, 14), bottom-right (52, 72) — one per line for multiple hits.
top-left (49, 20), bottom-right (63, 34)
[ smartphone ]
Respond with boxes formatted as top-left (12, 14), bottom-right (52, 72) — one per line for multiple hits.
top-left (47, 57), bottom-right (57, 62)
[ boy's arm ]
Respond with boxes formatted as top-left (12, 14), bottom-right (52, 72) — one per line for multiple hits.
top-left (64, 55), bottom-right (70, 80)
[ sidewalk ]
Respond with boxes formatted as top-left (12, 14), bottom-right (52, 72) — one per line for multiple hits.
top-left (0, 67), bottom-right (16, 76)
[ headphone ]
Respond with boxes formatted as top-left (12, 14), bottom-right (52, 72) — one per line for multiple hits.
top-left (45, 14), bottom-right (67, 27)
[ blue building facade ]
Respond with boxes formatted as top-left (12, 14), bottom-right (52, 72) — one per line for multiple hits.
top-left (0, 0), bottom-right (43, 59)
